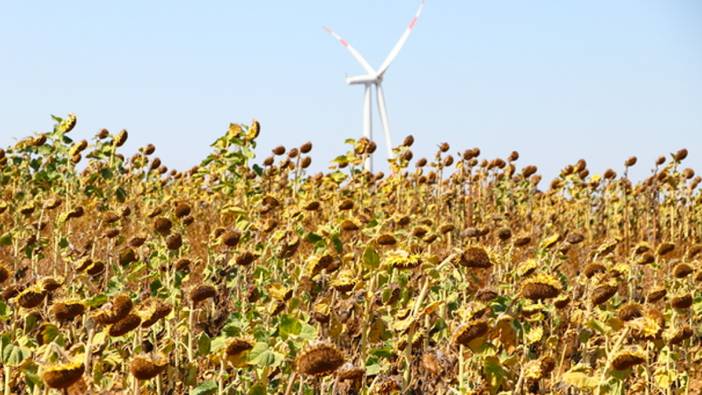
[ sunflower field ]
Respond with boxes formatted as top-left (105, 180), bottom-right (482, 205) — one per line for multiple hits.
top-left (0, 114), bottom-right (701, 394)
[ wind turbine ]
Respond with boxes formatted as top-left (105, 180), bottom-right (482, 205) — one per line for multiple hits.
top-left (325, 0), bottom-right (426, 171)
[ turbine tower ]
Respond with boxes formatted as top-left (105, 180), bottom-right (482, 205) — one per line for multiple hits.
top-left (325, 0), bottom-right (425, 171)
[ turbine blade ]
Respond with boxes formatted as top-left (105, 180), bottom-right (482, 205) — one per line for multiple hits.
top-left (377, 0), bottom-right (426, 76)
top-left (376, 84), bottom-right (393, 158)
top-left (324, 26), bottom-right (377, 75)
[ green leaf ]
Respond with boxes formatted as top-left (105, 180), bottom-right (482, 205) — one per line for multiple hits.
top-left (210, 336), bottom-right (227, 353)
top-left (247, 342), bottom-right (284, 368)
top-left (0, 232), bottom-right (12, 246)
top-left (150, 279), bottom-right (162, 296)
top-left (197, 333), bottom-right (211, 356)
top-left (331, 233), bottom-right (343, 253)
top-left (5, 344), bottom-right (29, 366)
top-left (305, 232), bottom-right (323, 245)
top-left (115, 187), bottom-right (127, 202)
top-left (86, 294), bottom-right (108, 308)
top-left (363, 246), bottom-right (380, 269)
top-left (298, 321), bottom-right (317, 341)
top-left (278, 314), bottom-right (301, 340)
top-left (39, 324), bottom-right (59, 344)
top-left (190, 380), bottom-right (217, 395)
top-left (0, 300), bottom-right (8, 320)
top-left (248, 382), bottom-right (267, 395)
top-left (366, 363), bottom-right (381, 376)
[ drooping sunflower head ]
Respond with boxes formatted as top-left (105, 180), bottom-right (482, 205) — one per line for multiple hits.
top-left (520, 273), bottom-right (562, 301)
top-left (16, 285), bottom-right (46, 309)
top-left (385, 250), bottom-right (422, 270)
top-left (224, 337), bottom-right (255, 358)
top-left (50, 299), bottom-right (86, 322)
top-left (451, 319), bottom-right (489, 347)
top-left (460, 246), bottom-right (492, 269)
top-left (190, 284), bottom-right (217, 306)
top-left (611, 347), bottom-right (647, 371)
top-left (129, 353), bottom-right (168, 380)
top-left (41, 360), bottom-right (84, 389)
top-left (295, 341), bottom-right (346, 377)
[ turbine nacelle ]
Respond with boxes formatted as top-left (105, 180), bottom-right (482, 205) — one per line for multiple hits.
top-left (346, 74), bottom-right (381, 86)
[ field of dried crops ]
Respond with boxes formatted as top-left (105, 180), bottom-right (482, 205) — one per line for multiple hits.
top-left (0, 114), bottom-right (701, 394)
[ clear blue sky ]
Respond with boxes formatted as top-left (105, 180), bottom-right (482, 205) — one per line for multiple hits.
top-left (1, 1), bottom-right (701, 181)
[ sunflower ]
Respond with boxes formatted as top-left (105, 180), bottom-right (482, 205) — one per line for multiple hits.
top-left (42, 360), bottom-right (85, 389)
top-left (460, 246), bottom-right (492, 268)
top-left (130, 353), bottom-right (168, 380)
top-left (16, 285), bottom-right (46, 308)
top-left (611, 347), bottom-right (647, 370)
top-left (190, 284), bottom-right (217, 305)
top-left (521, 274), bottom-right (562, 301)
top-left (295, 341), bottom-right (345, 377)
top-left (451, 319), bottom-right (489, 347)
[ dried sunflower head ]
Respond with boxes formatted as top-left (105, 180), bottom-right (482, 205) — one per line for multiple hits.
top-left (16, 285), bottom-right (46, 308)
top-left (385, 250), bottom-right (422, 270)
top-left (671, 293), bottom-right (692, 310)
top-left (611, 347), bottom-right (647, 371)
top-left (656, 242), bottom-right (675, 257)
top-left (636, 252), bottom-right (655, 265)
top-left (233, 251), bottom-right (258, 267)
top-left (591, 282), bottom-right (618, 306)
top-left (40, 276), bottom-right (64, 293)
top-left (646, 287), bottom-right (667, 304)
top-left (139, 299), bottom-right (172, 328)
top-left (295, 341), bottom-right (345, 377)
top-left (130, 353), bottom-right (168, 380)
top-left (51, 299), bottom-right (86, 322)
top-left (667, 325), bottom-right (693, 346)
top-left (332, 270), bottom-right (357, 293)
top-left (520, 273), bottom-right (562, 301)
top-left (377, 234), bottom-right (397, 246)
top-left (41, 360), bottom-right (84, 389)
top-left (0, 263), bottom-right (10, 284)
top-left (190, 284), bottom-right (217, 305)
top-left (517, 259), bottom-right (539, 278)
top-left (225, 337), bottom-right (255, 357)
top-left (617, 302), bottom-right (643, 321)
top-left (582, 263), bottom-right (607, 278)
top-left (108, 313), bottom-right (142, 337)
top-left (460, 246), bottom-right (492, 268)
top-left (451, 319), bottom-right (489, 347)
top-left (554, 294), bottom-right (571, 309)
top-left (672, 263), bottom-right (694, 279)
top-left (336, 362), bottom-right (365, 381)
top-left (627, 315), bottom-right (662, 341)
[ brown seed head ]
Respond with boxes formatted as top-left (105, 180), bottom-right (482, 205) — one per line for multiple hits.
top-left (153, 217), bottom-right (172, 236)
top-left (300, 141), bottom-right (313, 153)
top-left (591, 284), bottom-right (618, 306)
top-left (109, 313), bottom-right (141, 337)
top-left (220, 230), bottom-right (241, 247)
top-left (130, 354), bottom-right (168, 380)
top-left (272, 145), bottom-right (286, 156)
top-left (190, 284), bottom-right (217, 305)
top-left (611, 348), bottom-right (646, 370)
top-left (452, 319), bottom-right (489, 346)
top-left (460, 246), bottom-right (492, 268)
top-left (671, 293), bottom-right (692, 309)
top-left (296, 342), bottom-right (346, 377)
top-left (673, 148), bottom-right (688, 162)
top-left (673, 263), bottom-right (693, 279)
top-left (42, 361), bottom-right (84, 389)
